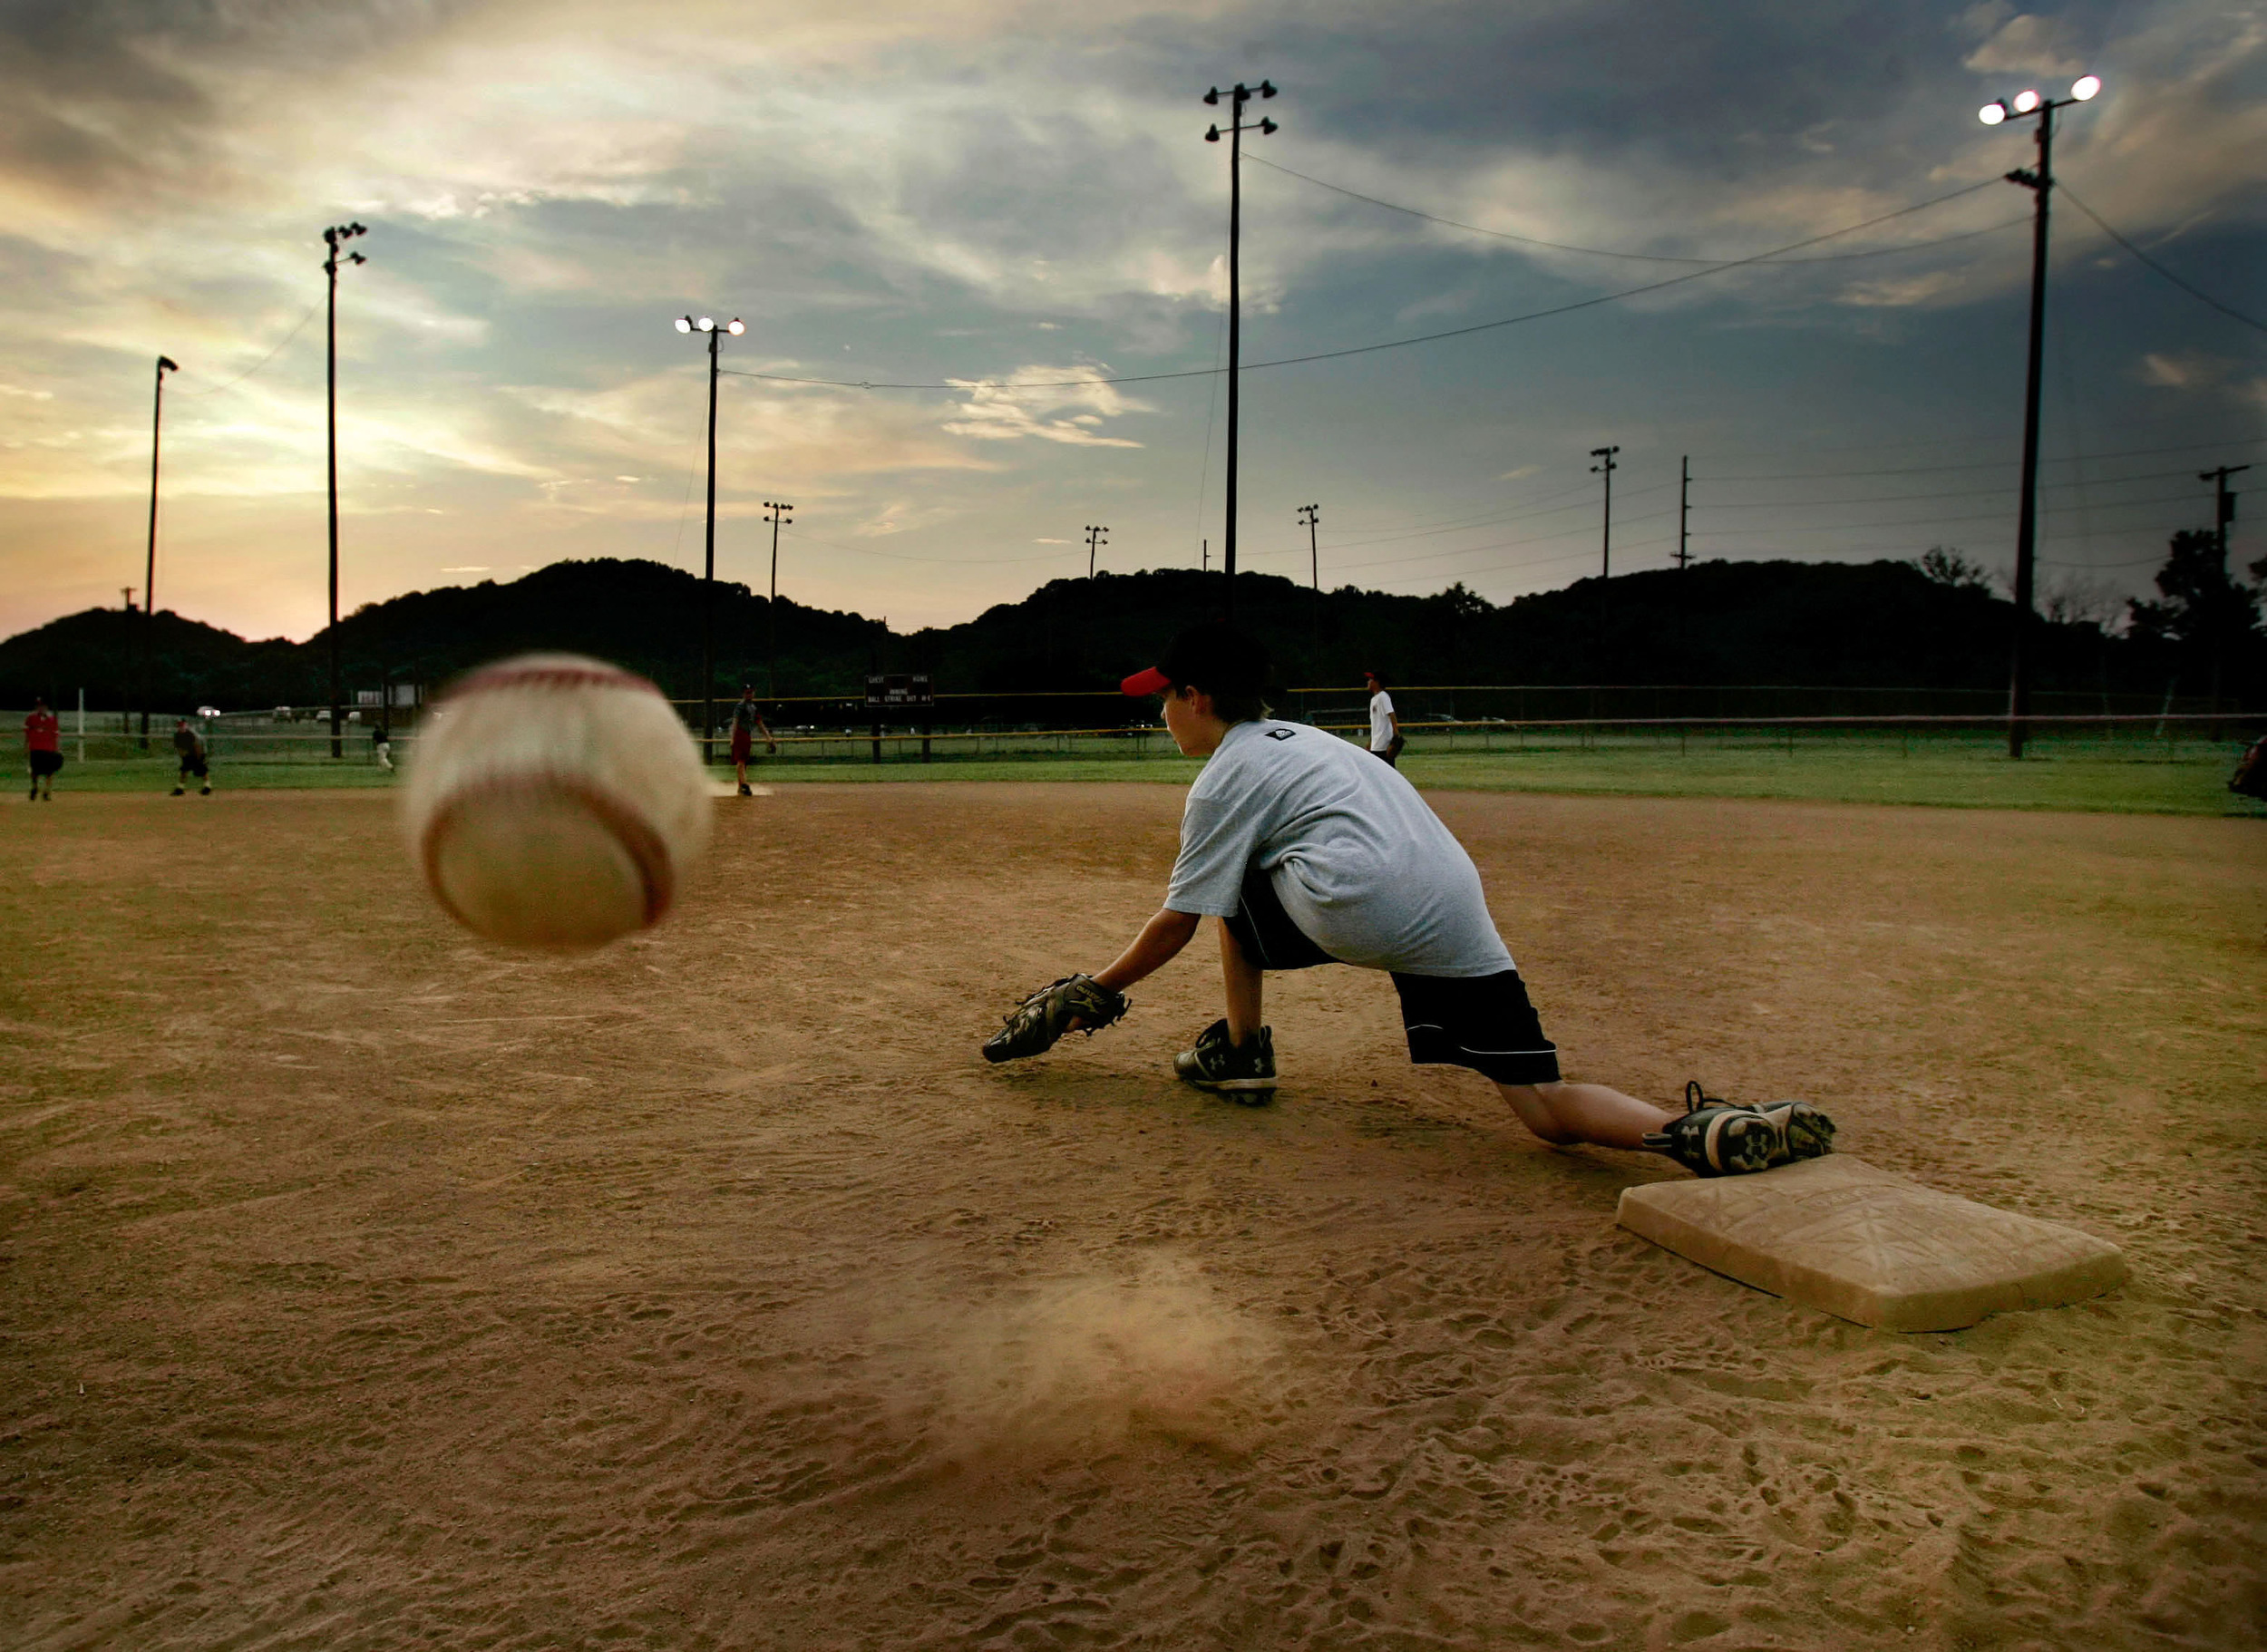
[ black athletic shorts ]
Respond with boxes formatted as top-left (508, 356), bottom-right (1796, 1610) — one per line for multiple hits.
top-left (1221, 867), bottom-right (1562, 1086)
top-left (29, 750), bottom-right (63, 778)
top-left (177, 753), bottom-right (208, 778)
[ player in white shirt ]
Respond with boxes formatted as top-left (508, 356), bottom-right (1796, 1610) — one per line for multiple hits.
top-left (1364, 668), bottom-right (1401, 765)
top-left (980, 624), bottom-right (1834, 1176)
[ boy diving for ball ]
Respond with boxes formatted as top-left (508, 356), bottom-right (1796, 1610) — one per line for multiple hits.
top-left (981, 623), bottom-right (1834, 1177)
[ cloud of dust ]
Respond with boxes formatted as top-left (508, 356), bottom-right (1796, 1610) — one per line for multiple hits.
top-left (883, 1257), bottom-right (1279, 1462)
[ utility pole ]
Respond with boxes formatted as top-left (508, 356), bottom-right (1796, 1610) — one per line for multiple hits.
top-left (323, 222), bottom-right (367, 760)
top-left (2200, 464), bottom-right (2250, 714)
top-left (1979, 73), bottom-right (2100, 758)
top-left (675, 314), bottom-right (744, 763)
top-left (1298, 502), bottom-right (1320, 660)
top-left (2201, 465), bottom-right (2249, 564)
top-left (1591, 445), bottom-right (1619, 663)
top-left (1204, 78), bottom-right (1277, 625)
top-left (1085, 523), bottom-right (1109, 578)
top-left (1202, 538), bottom-right (1209, 573)
top-left (1674, 455), bottom-right (1692, 568)
top-left (764, 500), bottom-right (792, 702)
top-left (141, 355), bottom-right (178, 749)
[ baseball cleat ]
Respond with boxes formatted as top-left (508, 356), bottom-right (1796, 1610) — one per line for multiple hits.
top-left (1643, 1080), bottom-right (1783, 1177)
top-left (1755, 1099), bottom-right (1836, 1162)
top-left (1173, 1018), bottom-right (1277, 1103)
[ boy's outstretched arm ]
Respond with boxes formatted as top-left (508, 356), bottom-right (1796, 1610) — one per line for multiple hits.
top-left (1092, 908), bottom-right (1202, 995)
top-left (980, 908), bottom-right (1202, 1064)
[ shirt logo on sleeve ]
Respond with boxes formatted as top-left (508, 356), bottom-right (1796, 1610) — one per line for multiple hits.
top-left (1264, 727), bottom-right (1296, 741)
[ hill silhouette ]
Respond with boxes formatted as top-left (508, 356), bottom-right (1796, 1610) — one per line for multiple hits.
top-left (0, 555), bottom-right (2191, 717)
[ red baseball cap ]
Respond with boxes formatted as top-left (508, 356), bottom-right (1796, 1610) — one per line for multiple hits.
top-left (1120, 622), bottom-right (1268, 699)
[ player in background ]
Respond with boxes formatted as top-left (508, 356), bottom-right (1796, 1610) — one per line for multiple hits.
top-left (1365, 669), bottom-right (1403, 766)
top-left (372, 723), bottom-right (394, 772)
top-left (170, 717), bottom-right (211, 796)
top-left (728, 685), bottom-right (775, 797)
top-left (24, 696), bottom-right (63, 801)
top-left (983, 623), bottom-right (1834, 1178)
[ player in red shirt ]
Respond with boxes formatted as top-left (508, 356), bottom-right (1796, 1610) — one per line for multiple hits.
top-left (24, 697), bottom-right (63, 801)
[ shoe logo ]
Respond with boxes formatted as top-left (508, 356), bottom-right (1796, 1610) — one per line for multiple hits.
top-left (1264, 727), bottom-right (1296, 741)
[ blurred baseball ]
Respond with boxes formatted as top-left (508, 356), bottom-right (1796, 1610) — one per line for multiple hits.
top-left (403, 653), bottom-right (712, 949)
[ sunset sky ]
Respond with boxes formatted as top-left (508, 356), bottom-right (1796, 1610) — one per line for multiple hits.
top-left (2, 0), bottom-right (2262, 645)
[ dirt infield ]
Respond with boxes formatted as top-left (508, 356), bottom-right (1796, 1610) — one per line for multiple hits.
top-left (2, 784), bottom-right (2261, 1650)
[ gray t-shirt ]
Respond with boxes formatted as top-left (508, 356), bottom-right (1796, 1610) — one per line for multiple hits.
top-left (1164, 719), bottom-right (1515, 978)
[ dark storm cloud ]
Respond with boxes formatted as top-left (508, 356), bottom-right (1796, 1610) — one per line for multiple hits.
top-left (0, 0), bottom-right (478, 208)
top-left (1087, 1), bottom-right (2143, 207)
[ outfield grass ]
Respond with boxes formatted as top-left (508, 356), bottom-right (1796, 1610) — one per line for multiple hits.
top-left (9, 732), bottom-right (2261, 816)
top-left (6, 758), bottom-right (403, 794)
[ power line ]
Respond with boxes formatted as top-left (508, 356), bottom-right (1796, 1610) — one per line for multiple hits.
top-left (789, 526), bottom-right (1079, 567)
top-left (1706, 434), bottom-right (2267, 481)
top-left (1320, 480), bottom-right (1675, 549)
top-left (2060, 186), bottom-right (2267, 336)
top-left (1179, 180), bottom-right (2015, 378)
top-left (170, 303), bottom-right (321, 399)
top-left (1248, 152), bottom-right (2029, 266)
top-left (716, 179), bottom-right (2007, 394)
top-left (1691, 490), bottom-right (2203, 535)
top-left (1318, 508), bottom-right (1679, 575)
top-left (1700, 471), bottom-right (2207, 511)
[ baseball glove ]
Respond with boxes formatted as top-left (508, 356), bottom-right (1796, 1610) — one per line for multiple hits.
top-left (982, 974), bottom-right (1129, 1064)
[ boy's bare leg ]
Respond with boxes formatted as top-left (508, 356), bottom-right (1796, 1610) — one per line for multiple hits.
top-left (1495, 1081), bottom-right (1675, 1151)
top-left (1219, 918), bottom-right (1264, 1047)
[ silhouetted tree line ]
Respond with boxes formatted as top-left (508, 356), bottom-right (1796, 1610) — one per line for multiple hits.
top-left (4, 540), bottom-right (2260, 716)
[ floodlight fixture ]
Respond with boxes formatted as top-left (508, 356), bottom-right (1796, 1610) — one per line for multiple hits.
top-left (1970, 73), bottom-right (2102, 757)
top-left (321, 219), bottom-right (371, 760)
top-left (1201, 78), bottom-right (1282, 621)
top-left (676, 306), bottom-right (745, 758)
top-left (139, 353), bottom-right (181, 745)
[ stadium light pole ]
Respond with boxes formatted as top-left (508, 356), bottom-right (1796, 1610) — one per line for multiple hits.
top-left (676, 314), bottom-right (745, 763)
top-left (323, 222), bottom-right (367, 760)
top-left (1591, 445), bottom-right (1620, 662)
top-left (1085, 523), bottom-right (1109, 578)
top-left (1978, 73), bottom-right (2101, 758)
top-left (1204, 78), bottom-right (1277, 625)
top-left (1675, 456), bottom-right (1692, 568)
top-left (137, 357), bottom-right (177, 752)
top-left (1298, 502), bottom-right (1320, 659)
top-left (764, 499), bottom-right (792, 701)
